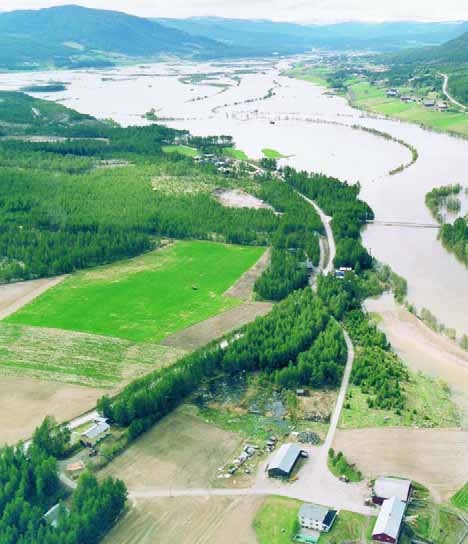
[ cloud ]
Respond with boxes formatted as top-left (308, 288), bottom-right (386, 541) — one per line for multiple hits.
top-left (0, 0), bottom-right (467, 22)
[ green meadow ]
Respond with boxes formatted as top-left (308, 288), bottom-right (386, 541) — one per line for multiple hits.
top-left (262, 148), bottom-right (287, 159)
top-left (8, 241), bottom-right (265, 343)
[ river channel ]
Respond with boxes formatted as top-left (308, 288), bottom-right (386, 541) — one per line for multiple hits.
top-left (1, 59), bottom-right (466, 334)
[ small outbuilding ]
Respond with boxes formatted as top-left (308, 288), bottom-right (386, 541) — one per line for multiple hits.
top-left (372, 496), bottom-right (406, 543)
top-left (373, 477), bottom-right (412, 505)
top-left (81, 419), bottom-right (110, 448)
top-left (299, 503), bottom-right (337, 532)
top-left (267, 443), bottom-right (304, 479)
top-left (43, 504), bottom-right (70, 528)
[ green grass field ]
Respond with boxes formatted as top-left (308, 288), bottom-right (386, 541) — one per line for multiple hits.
top-left (162, 145), bottom-right (198, 157)
top-left (222, 147), bottom-right (249, 160)
top-left (452, 482), bottom-right (468, 510)
top-left (0, 322), bottom-right (183, 387)
top-left (254, 496), bottom-right (374, 544)
top-left (262, 148), bottom-right (287, 159)
top-left (7, 241), bottom-right (265, 343)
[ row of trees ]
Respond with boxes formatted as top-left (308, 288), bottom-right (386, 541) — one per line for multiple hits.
top-left (344, 309), bottom-right (408, 410)
top-left (0, 420), bottom-right (127, 544)
top-left (98, 288), bottom-right (332, 432)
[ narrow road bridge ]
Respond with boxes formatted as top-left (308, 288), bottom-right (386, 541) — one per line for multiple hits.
top-left (366, 220), bottom-right (440, 229)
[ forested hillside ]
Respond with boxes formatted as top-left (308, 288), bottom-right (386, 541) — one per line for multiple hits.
top-left (0, 5), bottom-right (228, 70)
top-left (386, 29), bottom-right (468, 106)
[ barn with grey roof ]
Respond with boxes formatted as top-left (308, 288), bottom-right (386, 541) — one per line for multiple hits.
top-left (267, 443), bottom-right (305, 479)
top-left (373, 477), bottom-right (412, 505)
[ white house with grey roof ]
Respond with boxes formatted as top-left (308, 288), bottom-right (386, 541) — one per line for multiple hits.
top-left (373, 477), bottom-right (412, 505)
top-left (299, 503), bottom-right (337, 532)
top-left (267, 443), bottom-right (305, 479)
top-left (372, 496), bottom-right (406, 544)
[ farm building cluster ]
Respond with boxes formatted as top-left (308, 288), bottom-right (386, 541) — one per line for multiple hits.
top-left (386, 88), bottom-right (449, 111)
top-left (371, 477), bottom-right (412, 543)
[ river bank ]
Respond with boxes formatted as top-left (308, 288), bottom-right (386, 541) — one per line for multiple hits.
top-left (365, 293), bottom-right (468, 425)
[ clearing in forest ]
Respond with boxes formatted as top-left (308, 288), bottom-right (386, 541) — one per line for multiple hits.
top-left (7, 241), bottom-right (265, 343)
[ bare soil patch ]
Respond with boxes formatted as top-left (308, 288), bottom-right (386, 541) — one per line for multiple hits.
top-left (161, 301), bottom-right (272, 351)
top-left (0, 375), bottom-right (104, 445)
top-left (225, 249), bottom-right (270, 301)
top-left (0, 276), bottom-right (66, 320)
top-left (214, 188), bottom-right (273, 210)
top-left (100, 406), bottom-right (244, 490)
top-left (103, 495), bottom-right (262, 544)
top-left (334, 427), bottom-right (468, 502)
top-left (365, 294), bottom-right (468, 423)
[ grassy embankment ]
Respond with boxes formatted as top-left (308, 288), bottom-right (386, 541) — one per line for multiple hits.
top-left (452, 482), bottom-right (468, 510)
top-left (254, 496), bottom-right (375, 544)
top-left (7, 240), bottom-right (265, 343)
top-left (402, 483), bottom-right (468, 543)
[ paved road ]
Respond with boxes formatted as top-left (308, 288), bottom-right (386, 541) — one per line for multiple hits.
top-left (441, 73), bottom-right (467, 111)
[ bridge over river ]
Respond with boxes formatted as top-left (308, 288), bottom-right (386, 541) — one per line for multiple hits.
top-left (365, 220), bottom-right (440, 229)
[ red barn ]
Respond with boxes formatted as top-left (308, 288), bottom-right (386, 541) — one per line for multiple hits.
top-left (372, 497), bottom-right (406, 544)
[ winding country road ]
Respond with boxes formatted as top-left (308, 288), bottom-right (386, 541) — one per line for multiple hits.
top-left (128, 195), bottom-right (370, 515)
top-left (441, 73), bottom-right (467, 112)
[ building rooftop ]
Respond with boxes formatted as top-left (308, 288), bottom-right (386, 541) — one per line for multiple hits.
top-left (372, 496), bottom-right (406, 540)
top-left (374, 477), bottom-right (411, 502)
top-left (269, 443), bottom-right (302, 475)
top-left (82, 420), bottom-right (109, 440)
top-left (299, 503), bottom-right (329, 524)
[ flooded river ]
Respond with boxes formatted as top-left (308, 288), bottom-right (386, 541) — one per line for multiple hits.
top-left (1, 59), bottom-right (467, 334)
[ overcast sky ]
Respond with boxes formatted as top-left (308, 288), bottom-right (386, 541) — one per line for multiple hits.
top-left (0, 0), bottom-right (467, 23)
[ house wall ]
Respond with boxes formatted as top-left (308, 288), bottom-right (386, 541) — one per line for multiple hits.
top-left (372, 533), bottom-right (396, 544)
top-left (300, 518), bottom-right (324, 531)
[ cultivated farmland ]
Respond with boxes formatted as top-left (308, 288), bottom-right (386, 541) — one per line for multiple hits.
top-left (104, 495), bottom-right (261, 544)
top-left (0, 323), bottom-right (183, 388)
top-left (7, 241), bottom-right (265, 343)
top-left (100, 405), bottom-right (244, 490)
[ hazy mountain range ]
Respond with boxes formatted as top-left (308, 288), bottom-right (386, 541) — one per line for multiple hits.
top-left (0, 5), bottom-right (467, 70)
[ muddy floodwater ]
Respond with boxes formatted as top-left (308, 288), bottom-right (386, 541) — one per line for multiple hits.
top-left (1, 59), bottom-right (467, 333)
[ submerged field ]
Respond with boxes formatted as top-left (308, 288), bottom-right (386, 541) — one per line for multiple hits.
top-left (7, 241), bottom-right (265, 343)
